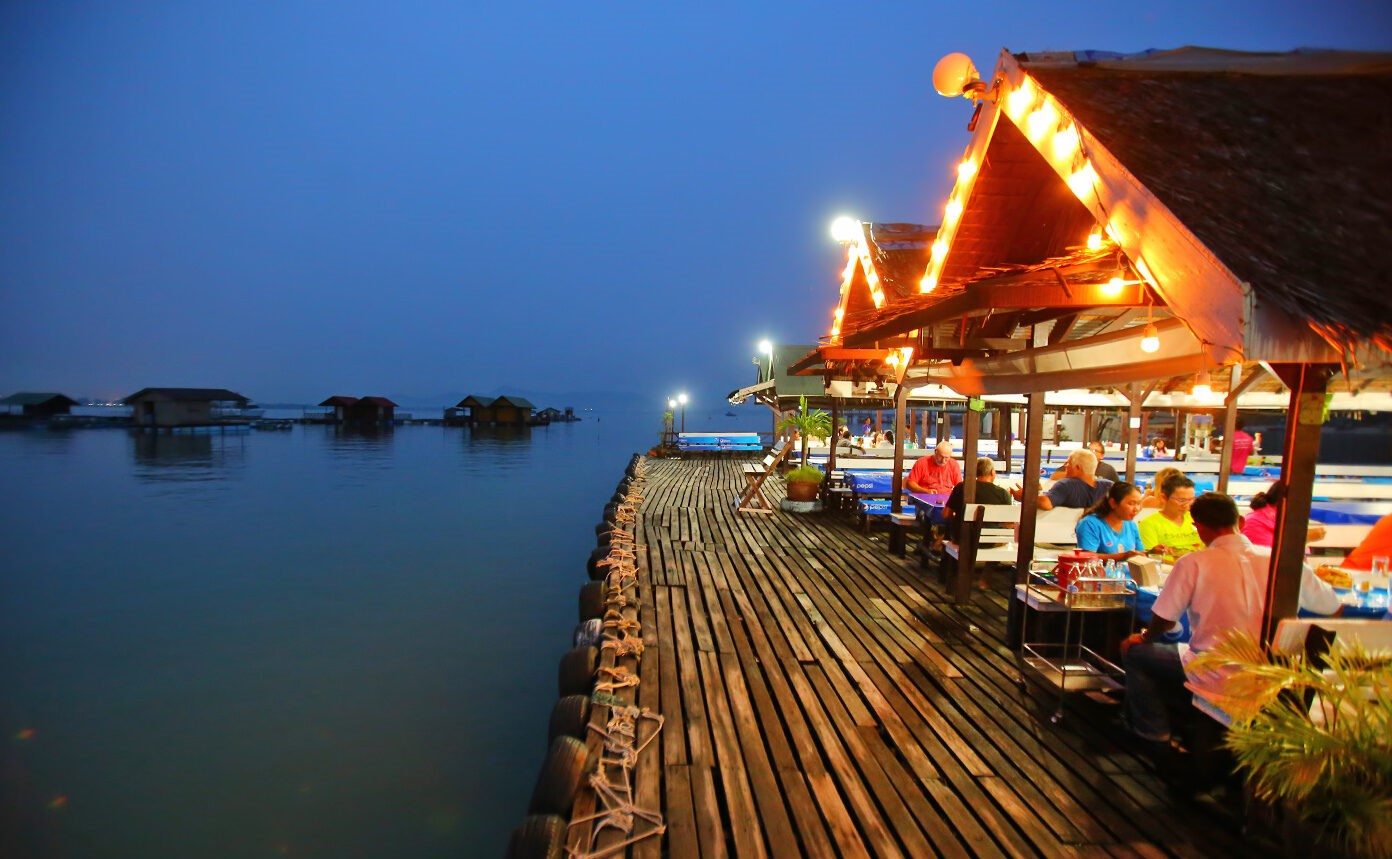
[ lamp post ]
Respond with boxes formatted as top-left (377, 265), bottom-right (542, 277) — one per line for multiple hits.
top-left (677, 393), bottom-right (687, 434)
top-left (758, 339), bottom-right (773, 383)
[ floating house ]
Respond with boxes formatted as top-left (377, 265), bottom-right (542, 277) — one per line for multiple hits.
top-left (124, 388), bottom-right (251, 429)
top-left (0, 392), bottom-right (78, 419)
top-left (315, 395), bottom-right (398, 424)
top-left (536, 406), bottom-right (581, 423)
top-left (445, 394), bottom-right (536, 426)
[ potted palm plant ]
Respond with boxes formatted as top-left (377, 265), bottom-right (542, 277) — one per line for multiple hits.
top-left (776, 396), bottom-right (832, 502)
top-left (1186, 631), bottom-right (1392, 858)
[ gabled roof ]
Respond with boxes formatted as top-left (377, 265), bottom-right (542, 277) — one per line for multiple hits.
top-left (356, 396), bottom-right (398, 407)
top-left (125, 387), bottom-right (248, 404)
top-left (1019, 46), bottom-right (1392, 351)
top-left (0, 392), bottom-right (77, 407)
top-left (492, 395), bottom-right (535, 409)
top-left (824, 46), bottom-right (1391, 396)
top-left (830, 223), bottom-right (936, 342)
top-left (320, 396), bottom-right (359, 407)
top-left (456, 395), bottom-right (496, 407)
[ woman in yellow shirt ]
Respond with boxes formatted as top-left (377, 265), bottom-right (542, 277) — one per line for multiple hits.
top-left (1137, 473), bottom-right (1203, 561)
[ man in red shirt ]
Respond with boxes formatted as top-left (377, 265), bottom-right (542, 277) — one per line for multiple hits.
top-left (906, 441), bottom-right (963, 494)
top-left (1228, 418), bottom-right (1254, 475)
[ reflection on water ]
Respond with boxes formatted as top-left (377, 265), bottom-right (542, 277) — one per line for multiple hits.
top-left (0, 416), bottom-right (661, 858)
top-left (130, 430), bottom-right (247, 482)
top-left (461, 426), bottom-right (534, 472)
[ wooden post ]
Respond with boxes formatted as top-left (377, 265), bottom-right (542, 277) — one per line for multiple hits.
top-left (1262, 364), bottom-right (1333, 645)
top-left (999, 405), bottom-right (1012, 476)
top-left (955, 402), bottom-right (982, 603)
top-left (890, 387), bottom-right (907, 515)
top-left (875, 409), bottom-right (882, 432)
top-left (1014, 391), bottom-right (1045, 584)
top-left (1125, 384), bottom-right (1140, 484)
top-left (825, 398), bottom-right (840, 504)
top-left (1082, 409), bottom-right (1094, 448)
top-left (1217, 364), bottom-right (1265, 494)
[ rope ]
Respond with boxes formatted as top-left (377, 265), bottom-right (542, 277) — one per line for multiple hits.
top-left (565, 457), bottom-right (665, 859)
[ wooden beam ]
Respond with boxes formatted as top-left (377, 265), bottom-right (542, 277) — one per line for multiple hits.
top-left (1262, 364), bottom-right (1335, 644)
top-left (842, 280), bottom-right (1148, 347)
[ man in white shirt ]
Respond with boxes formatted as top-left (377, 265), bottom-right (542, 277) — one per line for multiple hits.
top-left (1120, 492), bottom-right (1341, 744)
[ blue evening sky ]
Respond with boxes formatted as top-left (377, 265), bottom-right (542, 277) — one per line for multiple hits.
top-left (2, 2), bottom-right (1388, 407)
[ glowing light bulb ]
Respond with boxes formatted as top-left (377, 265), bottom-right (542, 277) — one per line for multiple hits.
top-left (1086, 231), bottom-right (1103, 251)
top-left (1052, 124), bottom-right (1079, 161)
top-left (833, 307), bottom-right (844, 319)
top-left (830, 216), bottom-right (860, 243)
top-left (1140, 323), bottom-right (1160, 353)
top-left (1103, 277), bottom-right (1124, 297)
top-left (931, 240), bottom-right (948, 260)
top-left (1026, 102), bottom-right (1056, 141)
top-left (1006, 82), bottom-right (1034, 120)
top-left (1192, 371), bottom-right (1212, 398)
top-left (944, 198), bottom-right (963, 222)
top-left (1067, 163), bottom-right (1098, 199)
top-left (957, 159), bottom-right (977, 181)
top-left (920, 272), bottom-right (938, 293)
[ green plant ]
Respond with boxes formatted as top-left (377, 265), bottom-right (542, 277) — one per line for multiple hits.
top-left (785, 464), bottom-right (825, 485)
top-left (776, 396), bottom-right (832, 467)
top-left (1187, 631), bottom-right (1392, 858)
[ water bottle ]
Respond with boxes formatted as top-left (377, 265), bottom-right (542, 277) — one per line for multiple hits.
top-left (1104, 559), bottom-right (1117, 579)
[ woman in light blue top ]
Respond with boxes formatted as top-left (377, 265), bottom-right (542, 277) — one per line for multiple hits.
top-left (1075, 481), bottom-right (1145, 562)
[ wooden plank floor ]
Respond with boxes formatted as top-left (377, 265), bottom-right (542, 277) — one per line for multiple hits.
top-left (612, 456), bottom-right (1263, 858)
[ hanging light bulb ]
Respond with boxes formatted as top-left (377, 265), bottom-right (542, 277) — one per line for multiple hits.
top-left (1192, 371), bottom-right (1212, 398)
top-left (1140, 322), bottom-right (1160, 353)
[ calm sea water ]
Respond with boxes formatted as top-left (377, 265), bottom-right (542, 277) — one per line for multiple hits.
top-left (0, 410), bottom-right (759, 858)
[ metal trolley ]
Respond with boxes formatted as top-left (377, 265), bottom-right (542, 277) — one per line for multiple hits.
top-left (1016, 562), bottom-right (1138, 723)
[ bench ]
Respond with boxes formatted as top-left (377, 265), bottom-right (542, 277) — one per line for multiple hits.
top-left (943, 503), bottom-right (1020, 602)
top-left (735, 441), bottom-right (795, 514)
top-left (677, 432), bottom-right (763, 453)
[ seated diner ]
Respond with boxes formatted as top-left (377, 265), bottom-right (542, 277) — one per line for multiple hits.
top-left (1075, 481), bottom-right (1145, 562)
top-left (1139, 466), bottom-right (1185, 510)
top-left (1017, 448), bottom-right (1112, 510)
top-left (1138, 473), bottom-right (1203, 562)
top-left (1241, 480), bottom-right (1327, 546)
top-left (1121, 493), bottom-right (1342, 749)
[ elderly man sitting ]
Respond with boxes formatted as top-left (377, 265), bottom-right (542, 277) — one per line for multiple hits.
top-left (1014, 448), bottom-right (1112, 510)
top-left (906, 441), bottom-right (963, 495)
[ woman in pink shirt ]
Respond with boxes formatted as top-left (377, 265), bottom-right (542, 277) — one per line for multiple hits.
top-left (1241, 481), bottom-right (1325, 547)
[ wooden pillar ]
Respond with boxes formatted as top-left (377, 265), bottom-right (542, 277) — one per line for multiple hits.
top-left (825, 398), bottom-right (840, 500)
top-left (1175, 409), bottom-right (1187, 457)
top-left (1217, 364), bottom-right (1265, 494)
top-left (955, 403), bottom-right (982, 603)
top-left (1014, 391), bottom-right (1045, 584)
top-left (1125, 384), bottom-right (1141, 484)
top-left (1082, 409), bottom-right (1094, 447)
top-left (938, 408), bottom-right (949, 443)
top-left (890, 387), bottom-right (907, 515)
top-left (875, 409), bottom-right (883, 432)
top-left (1002, 406), bottom-right (1014, 476)
top-left (1262, 364), bottom-right (1333, 645)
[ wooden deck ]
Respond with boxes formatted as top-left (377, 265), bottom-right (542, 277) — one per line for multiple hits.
top-left (579, 456), bottom-right (1266, 858)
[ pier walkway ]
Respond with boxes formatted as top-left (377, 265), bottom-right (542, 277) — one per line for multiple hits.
top-left (591, 456), bottom-right (1256, 858)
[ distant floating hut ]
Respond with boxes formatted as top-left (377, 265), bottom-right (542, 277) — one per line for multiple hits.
top-left (445, 394), bottom-right (536, 427)
top-left (536, 406), bottom-right (582, 424)
top-left (124, 388), bottom-right (250, 429)
top-left (0, 392), bottom-right (78, 421)
top-left (314, 395), bottom-right (398, 424)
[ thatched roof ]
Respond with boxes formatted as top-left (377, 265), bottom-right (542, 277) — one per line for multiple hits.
top-left (1021, 47), bottom-right (1392, 349)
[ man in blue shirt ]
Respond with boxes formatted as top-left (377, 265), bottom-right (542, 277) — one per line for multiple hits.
top-left (1014, 449), bottom-right (1112, 510)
